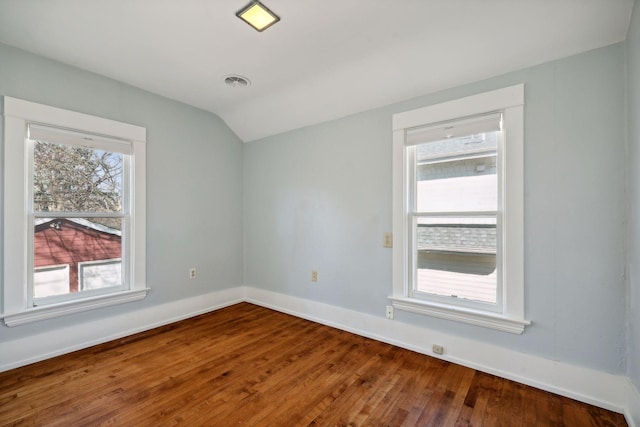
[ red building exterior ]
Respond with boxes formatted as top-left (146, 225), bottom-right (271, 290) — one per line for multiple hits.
top-left (34, 218), bottom-right (121, 293)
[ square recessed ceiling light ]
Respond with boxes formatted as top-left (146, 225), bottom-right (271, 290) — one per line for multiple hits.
top-left (236, 1), bottom-right (280, 32)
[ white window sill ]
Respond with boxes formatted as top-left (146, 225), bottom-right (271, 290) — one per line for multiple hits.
top-left (390, 297), bottom-right (530, 334)
top-left (2, 288), bottom-right (149, 327)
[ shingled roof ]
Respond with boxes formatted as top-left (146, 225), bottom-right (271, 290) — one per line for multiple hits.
top-left (35, 218), bottom-right (121, 236)
top-left (417, 224), bottom-right (496, 254)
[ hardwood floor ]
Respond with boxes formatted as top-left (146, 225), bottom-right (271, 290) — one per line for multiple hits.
top-left (0, 303), bottom-right (627, 426)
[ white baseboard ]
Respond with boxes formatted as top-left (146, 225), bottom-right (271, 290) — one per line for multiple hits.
top-left (1, 284), bottom-right (637, 425)
top-left (626, 379), bottom-right (640, 427)
top-left (0, 286), bottom-right (244, 373)
top-left (242, 286), bottom-right (629, 416)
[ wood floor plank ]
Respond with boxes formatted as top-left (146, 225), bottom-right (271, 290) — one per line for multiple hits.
top-left (0, 303), bottom-right (628, 426)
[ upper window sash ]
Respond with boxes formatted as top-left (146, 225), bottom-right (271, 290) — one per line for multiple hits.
top-left (29, 135), bottom-right (130, 217)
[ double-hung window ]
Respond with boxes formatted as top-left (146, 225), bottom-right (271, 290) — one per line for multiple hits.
top-left (2, 97), bottom-right (147, 326)
top-left (391, 85), bottom-right (529, 333)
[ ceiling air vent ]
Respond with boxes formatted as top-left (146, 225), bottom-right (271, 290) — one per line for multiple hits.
top-left (224, 75), bottom-right (251, 88)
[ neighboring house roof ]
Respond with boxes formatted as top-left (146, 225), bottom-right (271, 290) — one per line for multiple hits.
top-left (35, 217), bottom-right (121, 236)
top-left (417, 224), bottom-right (496, 255)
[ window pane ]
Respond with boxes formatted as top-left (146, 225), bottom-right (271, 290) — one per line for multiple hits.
top-left (33, 140), bottom-right (123, 213)
top-left (416, 132), bottom-right (497, 213)
top-left (415, 217), bottom-right (497, 304)
top-left (79, 260), bottom-right (122, 290)
top-left (34, 265), bottom-right (70, 298)
top-left (34, 217), bottom-right (123, 299)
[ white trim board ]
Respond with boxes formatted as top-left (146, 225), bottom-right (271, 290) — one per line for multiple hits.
top-left (0, 286), bottom-right (244, 373)
top-left (627, 379), bottom-right (640, 427)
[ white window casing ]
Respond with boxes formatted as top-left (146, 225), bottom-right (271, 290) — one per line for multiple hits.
top-left (2, 96), bottom-right (148, 327)
top-left (391, 85), bottom-right (530, 334)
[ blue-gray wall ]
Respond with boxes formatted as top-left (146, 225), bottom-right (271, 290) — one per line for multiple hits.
top-left (244, 43), bottom-right (628, 374)
top-left (627, 0), bottom-right (640, 390)
top-left (0, 42), bottom-right (244, 341)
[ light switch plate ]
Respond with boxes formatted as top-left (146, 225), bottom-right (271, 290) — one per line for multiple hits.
top-left (383, 232), bottom-right (393, 248)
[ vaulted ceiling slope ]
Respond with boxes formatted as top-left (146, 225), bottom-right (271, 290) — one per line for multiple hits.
top-left (0, 0), bottom-right (634, 142)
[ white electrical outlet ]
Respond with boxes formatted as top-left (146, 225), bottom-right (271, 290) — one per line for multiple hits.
top-left (385, 305), bottom-right (394, 319)
top-left (189, 268), bottom-right (197, 279)
top-left (432, 344), bottom-right (444, 355)
top-left (311, 270), bottom-right (318, 282)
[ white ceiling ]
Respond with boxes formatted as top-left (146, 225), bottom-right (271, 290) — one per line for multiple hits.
top-left (0, 0), bottom-right (634, 142)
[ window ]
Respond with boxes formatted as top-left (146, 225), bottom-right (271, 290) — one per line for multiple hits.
top-left (3, 97), bottom-right (147, 326)
top-left (391, 85), bottom-right (529, 333)
top-left (411, 122), bottom-right (499, 308)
